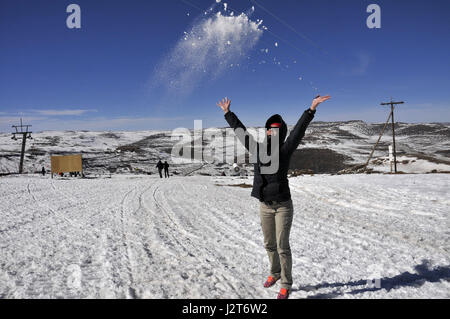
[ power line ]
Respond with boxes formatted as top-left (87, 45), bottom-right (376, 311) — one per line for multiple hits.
top-left (261, 26), bottom-right (319, 62)
top-left (178, 0), bottom-right (323, 91)
top-left (180, 0), bottom-right (204, 12)
top-left (249, 0), bottom-right (344, 64)
top-left (250, 0), bottom-right (321, 49)
top-left (186, 0), bottom-right (320, 62)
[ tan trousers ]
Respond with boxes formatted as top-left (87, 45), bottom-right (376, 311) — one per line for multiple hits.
top-left (260, 200), bottom-right (294, 290)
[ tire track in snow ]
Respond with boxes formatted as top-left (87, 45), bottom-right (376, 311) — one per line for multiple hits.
top-left (1, 176), bottom-right (159, 298)
top-left (0, 181), bottom-right (57, 235)
top-left (103, 183), bottom-right (153, 298)
top-left (115, 182), bottom-right (163, 298)
top-left (26, 179), bottom-right (125, 298)
top-left (25, 179), bottom-right (101, 241)
top-left (151, 183), bottom-right (195, 256)
top-left (9, 180), bottom-right (91, 297)
top-left (140, 180), bottom-right (203, 298)
top-left (116, 180), bottom-right (192, 298)
top-left (26, 181), bottom-right (76, 231)
top-left (117, 186), bottom-right (139, 298)
top-left (145, 179), bottom-right (247, 298)
top-left (181, 179), bottom-right (265, 253)
top-left (157, 178), bottom-right (264, 298)
top-left (177, 180), bottom-right (263, 255)
top-left (289, 184), bottom-right (421, 255)
top-left (162, 182), bottom-right (247, 296)
top-left (45, 178), bottom-right (146, 298)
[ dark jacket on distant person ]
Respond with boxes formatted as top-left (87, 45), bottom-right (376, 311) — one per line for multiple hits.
top-left (225, 108), bottom-right (316, 202)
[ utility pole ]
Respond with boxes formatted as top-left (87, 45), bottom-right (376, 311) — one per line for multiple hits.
top-left (381, 99), bottom-right (404, 173)
top-left (11, 118), bottom-right (33, 174)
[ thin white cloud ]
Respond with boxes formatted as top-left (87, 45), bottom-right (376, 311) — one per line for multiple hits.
top-left (0, 116), bottom-right (47, 133)
top-left (352, 52), bottom-right (371, 76)
top-left (0, 115), bottom-right (191, 133)
top-left (0, 116), bottom-right (47, 124)
top-left (340, 52), bottom-right (371, 76)
top-left (30, 109), bottom-right (98, 116)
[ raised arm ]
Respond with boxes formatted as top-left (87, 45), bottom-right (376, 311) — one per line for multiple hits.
top-left (283, 95), bottom-right (331, 155)
top-left (217, 97), bottom-right (257, 153)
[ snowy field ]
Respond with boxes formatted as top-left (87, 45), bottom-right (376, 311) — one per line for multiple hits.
top-left (0, 173), bottom-right (449, 299)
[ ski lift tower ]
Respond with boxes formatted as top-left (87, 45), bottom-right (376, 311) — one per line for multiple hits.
top-left (11, 118), bottom-right (33, 174)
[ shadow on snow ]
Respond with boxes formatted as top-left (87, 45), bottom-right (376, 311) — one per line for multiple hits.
top-left (295, 260), bottom-right (450, 299)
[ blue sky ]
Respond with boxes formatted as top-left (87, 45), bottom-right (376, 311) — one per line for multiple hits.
top-left (0, 0), bottom-right (449, 132)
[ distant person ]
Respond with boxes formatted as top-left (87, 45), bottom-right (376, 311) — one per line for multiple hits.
top-left (41, 167), bottom-right (46, 176)
top-left (164, 161), bottom-right (170, 178)
top-left (217, 95), bottom-right (331, 299)
top-left (156, 160), bottom-right (164, 178)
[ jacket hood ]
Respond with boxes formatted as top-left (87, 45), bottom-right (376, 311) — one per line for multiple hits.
top-left (265, 114), bottom-right (288, 143)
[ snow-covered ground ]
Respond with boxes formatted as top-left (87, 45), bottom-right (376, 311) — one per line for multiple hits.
top-left (0, 173), bottom-right (449, 299)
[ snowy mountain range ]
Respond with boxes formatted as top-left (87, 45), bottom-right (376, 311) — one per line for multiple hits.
top-left (1, 121), bottom-right (449, 176)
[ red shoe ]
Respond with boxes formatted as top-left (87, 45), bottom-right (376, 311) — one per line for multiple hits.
top-left (277, 288), bottom-right (290, 299)
top-left (263, 276), bottom-right (280, 288)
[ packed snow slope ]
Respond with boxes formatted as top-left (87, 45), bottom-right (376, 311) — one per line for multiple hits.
top-left (0, 173), bottom-right (449, 299)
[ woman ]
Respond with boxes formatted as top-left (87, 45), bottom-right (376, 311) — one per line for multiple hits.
top-left (217, 95), bottom-right (331, 299)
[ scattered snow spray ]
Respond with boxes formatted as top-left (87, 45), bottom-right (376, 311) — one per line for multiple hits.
top-left (152, 7), bottom-right (264, 94)
top-left (154, 0), bottom-right (323, 97)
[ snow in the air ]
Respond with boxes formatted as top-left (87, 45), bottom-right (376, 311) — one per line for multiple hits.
top-left (151, 6), bottom-right (263, 94)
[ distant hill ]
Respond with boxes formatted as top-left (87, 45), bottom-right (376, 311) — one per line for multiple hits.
top-left (1, 121), bottom-right (449, 176)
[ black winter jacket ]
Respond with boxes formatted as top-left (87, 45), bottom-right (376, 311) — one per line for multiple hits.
top-left (225, 108), bottom-right (316, 202)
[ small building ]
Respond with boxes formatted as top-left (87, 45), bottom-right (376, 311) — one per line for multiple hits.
top-left (51, 154), bottom-right (83, 178)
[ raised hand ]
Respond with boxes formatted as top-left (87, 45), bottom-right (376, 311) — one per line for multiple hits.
top-left (217, 97), bottom-right (231, 114)
top-left (311, 95), bottom-right (331, 111)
